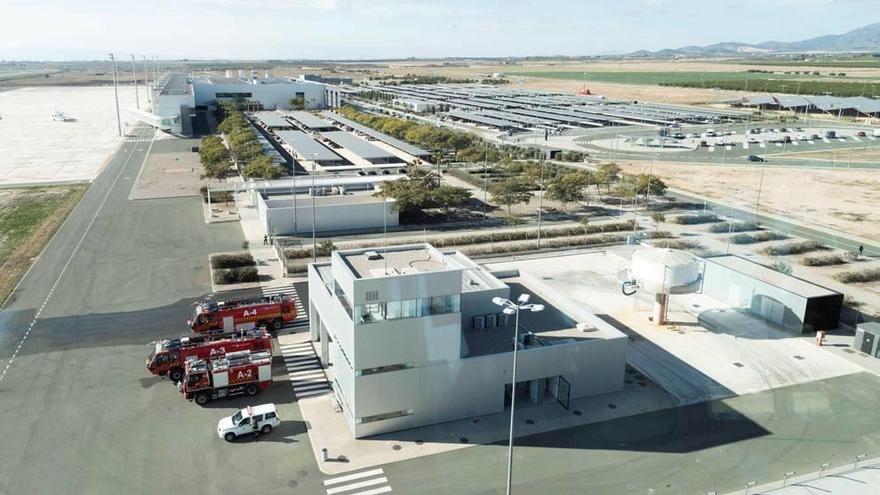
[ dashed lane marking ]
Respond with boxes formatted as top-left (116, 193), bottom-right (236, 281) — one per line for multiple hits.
top-left (0, 132), bottom-right (152, 383)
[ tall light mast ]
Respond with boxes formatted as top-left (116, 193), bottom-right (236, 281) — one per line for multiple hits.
top-left (109, 53), bottom-right (122, 136)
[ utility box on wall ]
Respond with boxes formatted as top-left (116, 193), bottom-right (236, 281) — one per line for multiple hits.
top-left (854, 322), bottom-right (880, 358)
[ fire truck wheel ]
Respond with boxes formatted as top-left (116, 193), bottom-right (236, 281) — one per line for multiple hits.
top-left (261, 424), bottom-right (273, 434)
top-left (169, 367), bottom-right (184, 383)
top-left (256, 320), bottom-right (267, 330)
top-left (271, 318), bottom-right (284, 331)
top-left (195, 392), bottom-right (210, 405)
top-left (224, 432), bottom-right (236, 442)
top-left (245, 384), bottom-right (259, 396)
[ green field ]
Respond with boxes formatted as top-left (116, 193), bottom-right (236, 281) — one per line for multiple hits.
top-left (0, 185), bottom-right (87, 304)
top-left (660, 79), bottom-right (880, 97)
top-left (506, 70), bottom-right (844, 86)
top-left (736, 57), bottom-right (880, 68)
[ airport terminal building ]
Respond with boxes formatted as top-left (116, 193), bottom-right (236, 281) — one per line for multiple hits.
top-left (307, 244), bottom-right (627, 438)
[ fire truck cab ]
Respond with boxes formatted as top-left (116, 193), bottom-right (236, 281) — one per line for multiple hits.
top-left (188, 295), bottom-right (297, 333)
top-left (180, 350), bottom-right (273, 405)
top-left (146, 329), bottom-right (271, 382)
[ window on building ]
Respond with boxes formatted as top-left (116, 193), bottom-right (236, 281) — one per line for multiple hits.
top-left (355, 409), bottom-right (414, 425)
top-left (354, 294), bottom-right (460, 325)
top-left (356, 363), bottom-right (413, 376)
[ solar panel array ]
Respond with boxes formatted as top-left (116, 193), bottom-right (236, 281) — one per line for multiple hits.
top-left (372, 83), bottom-right (746, 130)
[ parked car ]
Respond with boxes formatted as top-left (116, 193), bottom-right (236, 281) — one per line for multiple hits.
top-left (810, 134), bottom-right (821, 140)
top-left (797, 134), bottom-right (808, 141)
top-left (856, 131), bottom-right (867, 137)
top-left (217, 404), bottom-right (280, 442)
top-left (747, 155), bottom-right (765, 162)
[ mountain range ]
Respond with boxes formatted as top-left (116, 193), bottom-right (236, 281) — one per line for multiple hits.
top-left (630, 22), bottom-right (880, 57)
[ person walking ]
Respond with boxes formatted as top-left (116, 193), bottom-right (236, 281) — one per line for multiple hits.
top-left (859, 245), bottom-right (864, 258)
top-left (263, 234), bottom-right (268, 245)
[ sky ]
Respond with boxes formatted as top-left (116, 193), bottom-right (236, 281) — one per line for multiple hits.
top-left (0, 0), bottom-right (876, 60)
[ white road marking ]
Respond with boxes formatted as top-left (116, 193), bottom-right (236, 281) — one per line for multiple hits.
top-left (0, 132), bottom-right (151, 383)
top-left (326, 477), bottom-right (389, 495)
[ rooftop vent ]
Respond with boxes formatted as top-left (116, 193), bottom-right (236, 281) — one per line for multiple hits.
top-left (365, 250), bottom-right (382, 260)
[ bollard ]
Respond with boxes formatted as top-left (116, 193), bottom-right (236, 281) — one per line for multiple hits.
top-left (322, 448), bottom-right (328, 462)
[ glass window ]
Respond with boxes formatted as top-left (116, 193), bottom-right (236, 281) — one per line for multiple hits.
top-left (385, 300), bottom-right (402, 320)
top-left (355, 295), bottom-right (460, 325)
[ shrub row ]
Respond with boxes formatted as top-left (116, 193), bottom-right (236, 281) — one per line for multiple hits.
top-left (731, 231), bottom-right (787, 244)
top-left (801, 254), bottom-right (847, 266)
top-left (762, 241), bottom-right (826, 256)
top-left (460, 233), bottom-right (628, 257)
top-left (213, 267), bottom-right (259, 284)
top-left (671, 213), bottom-right (720, 225)
top-left (648, 239), bottom-right (701, 250)
top-left (284, 221), bottom-right (638, 259)
top-left (211, 252), bottom-right (255, 269)
top-left (708, 221), bottom-right (759, 233)
top-left (834, 268), bottom-right (880, 284)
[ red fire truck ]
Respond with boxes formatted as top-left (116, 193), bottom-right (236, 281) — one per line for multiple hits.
top-left (146, 329), bottom-right (271, 382)
top-left (180, 350), bottom-right (273, 405)
top-left (188, 295), bottom-right (297, 333)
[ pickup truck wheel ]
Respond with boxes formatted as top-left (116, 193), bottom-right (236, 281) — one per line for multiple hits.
top-left (195, 392), bottom-right (210, 405)
top-left (224, 432), bottom-right (236, 442)
top-left (169, 367), bottom-right (184, 383)
top-left (261, 424), bottom-right (273, 434)
top-left (245, 384), bottom-right (259, 396)
top-left (271, 318), bottom-right (284, 331)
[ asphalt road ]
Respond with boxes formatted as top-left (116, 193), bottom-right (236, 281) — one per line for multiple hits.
top-left (2, 124), bottom-right (880, 495)
top-left (0, 126), bottom-right (326, 495)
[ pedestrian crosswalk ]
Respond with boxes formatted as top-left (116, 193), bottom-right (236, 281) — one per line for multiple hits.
top-left (279, 341), bottom-right (332, 399)
top-left (262, 282), bottom-right (308, 326)
top-left (124, 138), bottom-right (153, 143)
top-left (323, 468), bottom-right (393, 495)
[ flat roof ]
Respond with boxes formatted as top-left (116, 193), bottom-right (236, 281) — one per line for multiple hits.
top-left (286, 111), bottom-right (336, 130)
top-left (322, 131), bottom-right (398, 160)
top-left (340, 244), bottom-right (455, 279)
top-left (252, 111), bottom-right (292, 129)
top-left (158, 72), bottom-right (191, 96)
top-left (707, 255), bottom-right (840, 299)
top-left (274, 130), bottom-right (343, 162)
top-left (321, 112), bottom-right (430, 157)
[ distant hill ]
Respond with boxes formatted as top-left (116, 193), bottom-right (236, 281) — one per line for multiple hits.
top-left (631, 22), bottom-right (880, 57)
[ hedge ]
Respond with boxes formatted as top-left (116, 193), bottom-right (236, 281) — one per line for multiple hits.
top-left (834, 268), bottom-right (880, 284)
top-left (708, 222), bottom-right (759, 233)
top-left (211, 252), bottom-right (255, 269)
top-left (285, 221), bottom-right (639, 259)
top-left (730, 231), bottom-right (787, 244)
top-left (762, 241), bottom-right (826, 256)
top-left (801, 254), bottom-right (847, 267)
top-left (649, 239), bottom-right (701, 250)
top-left (213, 267), bottom-right (259, 284)
top-left (672, 213), bottom-right (720, 225)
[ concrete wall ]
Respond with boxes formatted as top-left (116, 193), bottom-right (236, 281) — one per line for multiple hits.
top-left (460, 286), bottom-right (510, 332)
top-left (151, 92), bottom-right (193, 134)
top-left (702, 262), bottom-right (808, 334)
top-left (193, 81), bottom-right (326, 109)
top-left (256, 196), bottom-right (398, 236)
top-left (354, 312), bottom-right (461, 369)
top-left (351, 335), bottom-right (627, 438)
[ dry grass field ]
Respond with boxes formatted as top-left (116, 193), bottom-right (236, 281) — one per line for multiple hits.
top-left (616, 161), bottom-right (880, 242)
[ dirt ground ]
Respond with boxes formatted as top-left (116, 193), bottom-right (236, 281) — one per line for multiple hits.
top-left (130, 138), bottom-right (210, 200)
top-left (781, 146), bottom-right (880, 162)
top-left (379, 59), bottom-right (880, 104)
top-left (615, 161), bottom-right (880, 242)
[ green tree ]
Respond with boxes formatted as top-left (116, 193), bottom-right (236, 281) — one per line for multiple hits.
top-left (432, 185), bottom-right (471, 216)
top-left (374, 178), bottom-right (431, 215)
top-left (650, 212), bottom-right (666, 230)
top-left (490, 177), bottom-right (534, 216)
top-left (545, 172), bottom-right (589, 212)
top-left (594, 163), bottom-right (621, 193)
top-left (316, 240), bottom-right (337, 256)
top-left (242, 155), bottom-right (281, 179)
top-left (634, 174), bottom-right (668, 203)
top-left (290, 96), bottom-right (306, 110)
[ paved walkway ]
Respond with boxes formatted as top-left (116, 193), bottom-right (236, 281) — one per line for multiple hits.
top-left (235, 190), bottom-right (285, 285)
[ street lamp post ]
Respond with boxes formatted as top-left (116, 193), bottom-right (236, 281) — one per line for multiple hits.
top-left (492, 294), bottom-right (545, 495)
top-left (109, 53), bottom-right (122, 137)
top-left (310, 153), bottom-right (319, 262)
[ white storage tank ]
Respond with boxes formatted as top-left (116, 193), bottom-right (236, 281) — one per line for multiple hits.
top-left (630, 247), bottom-right (701, 293)
top-left (628, 248), bottom-right (702, 325)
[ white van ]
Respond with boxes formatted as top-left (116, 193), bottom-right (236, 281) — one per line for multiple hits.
top-left (217, 403), bottom-right (280, 442)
